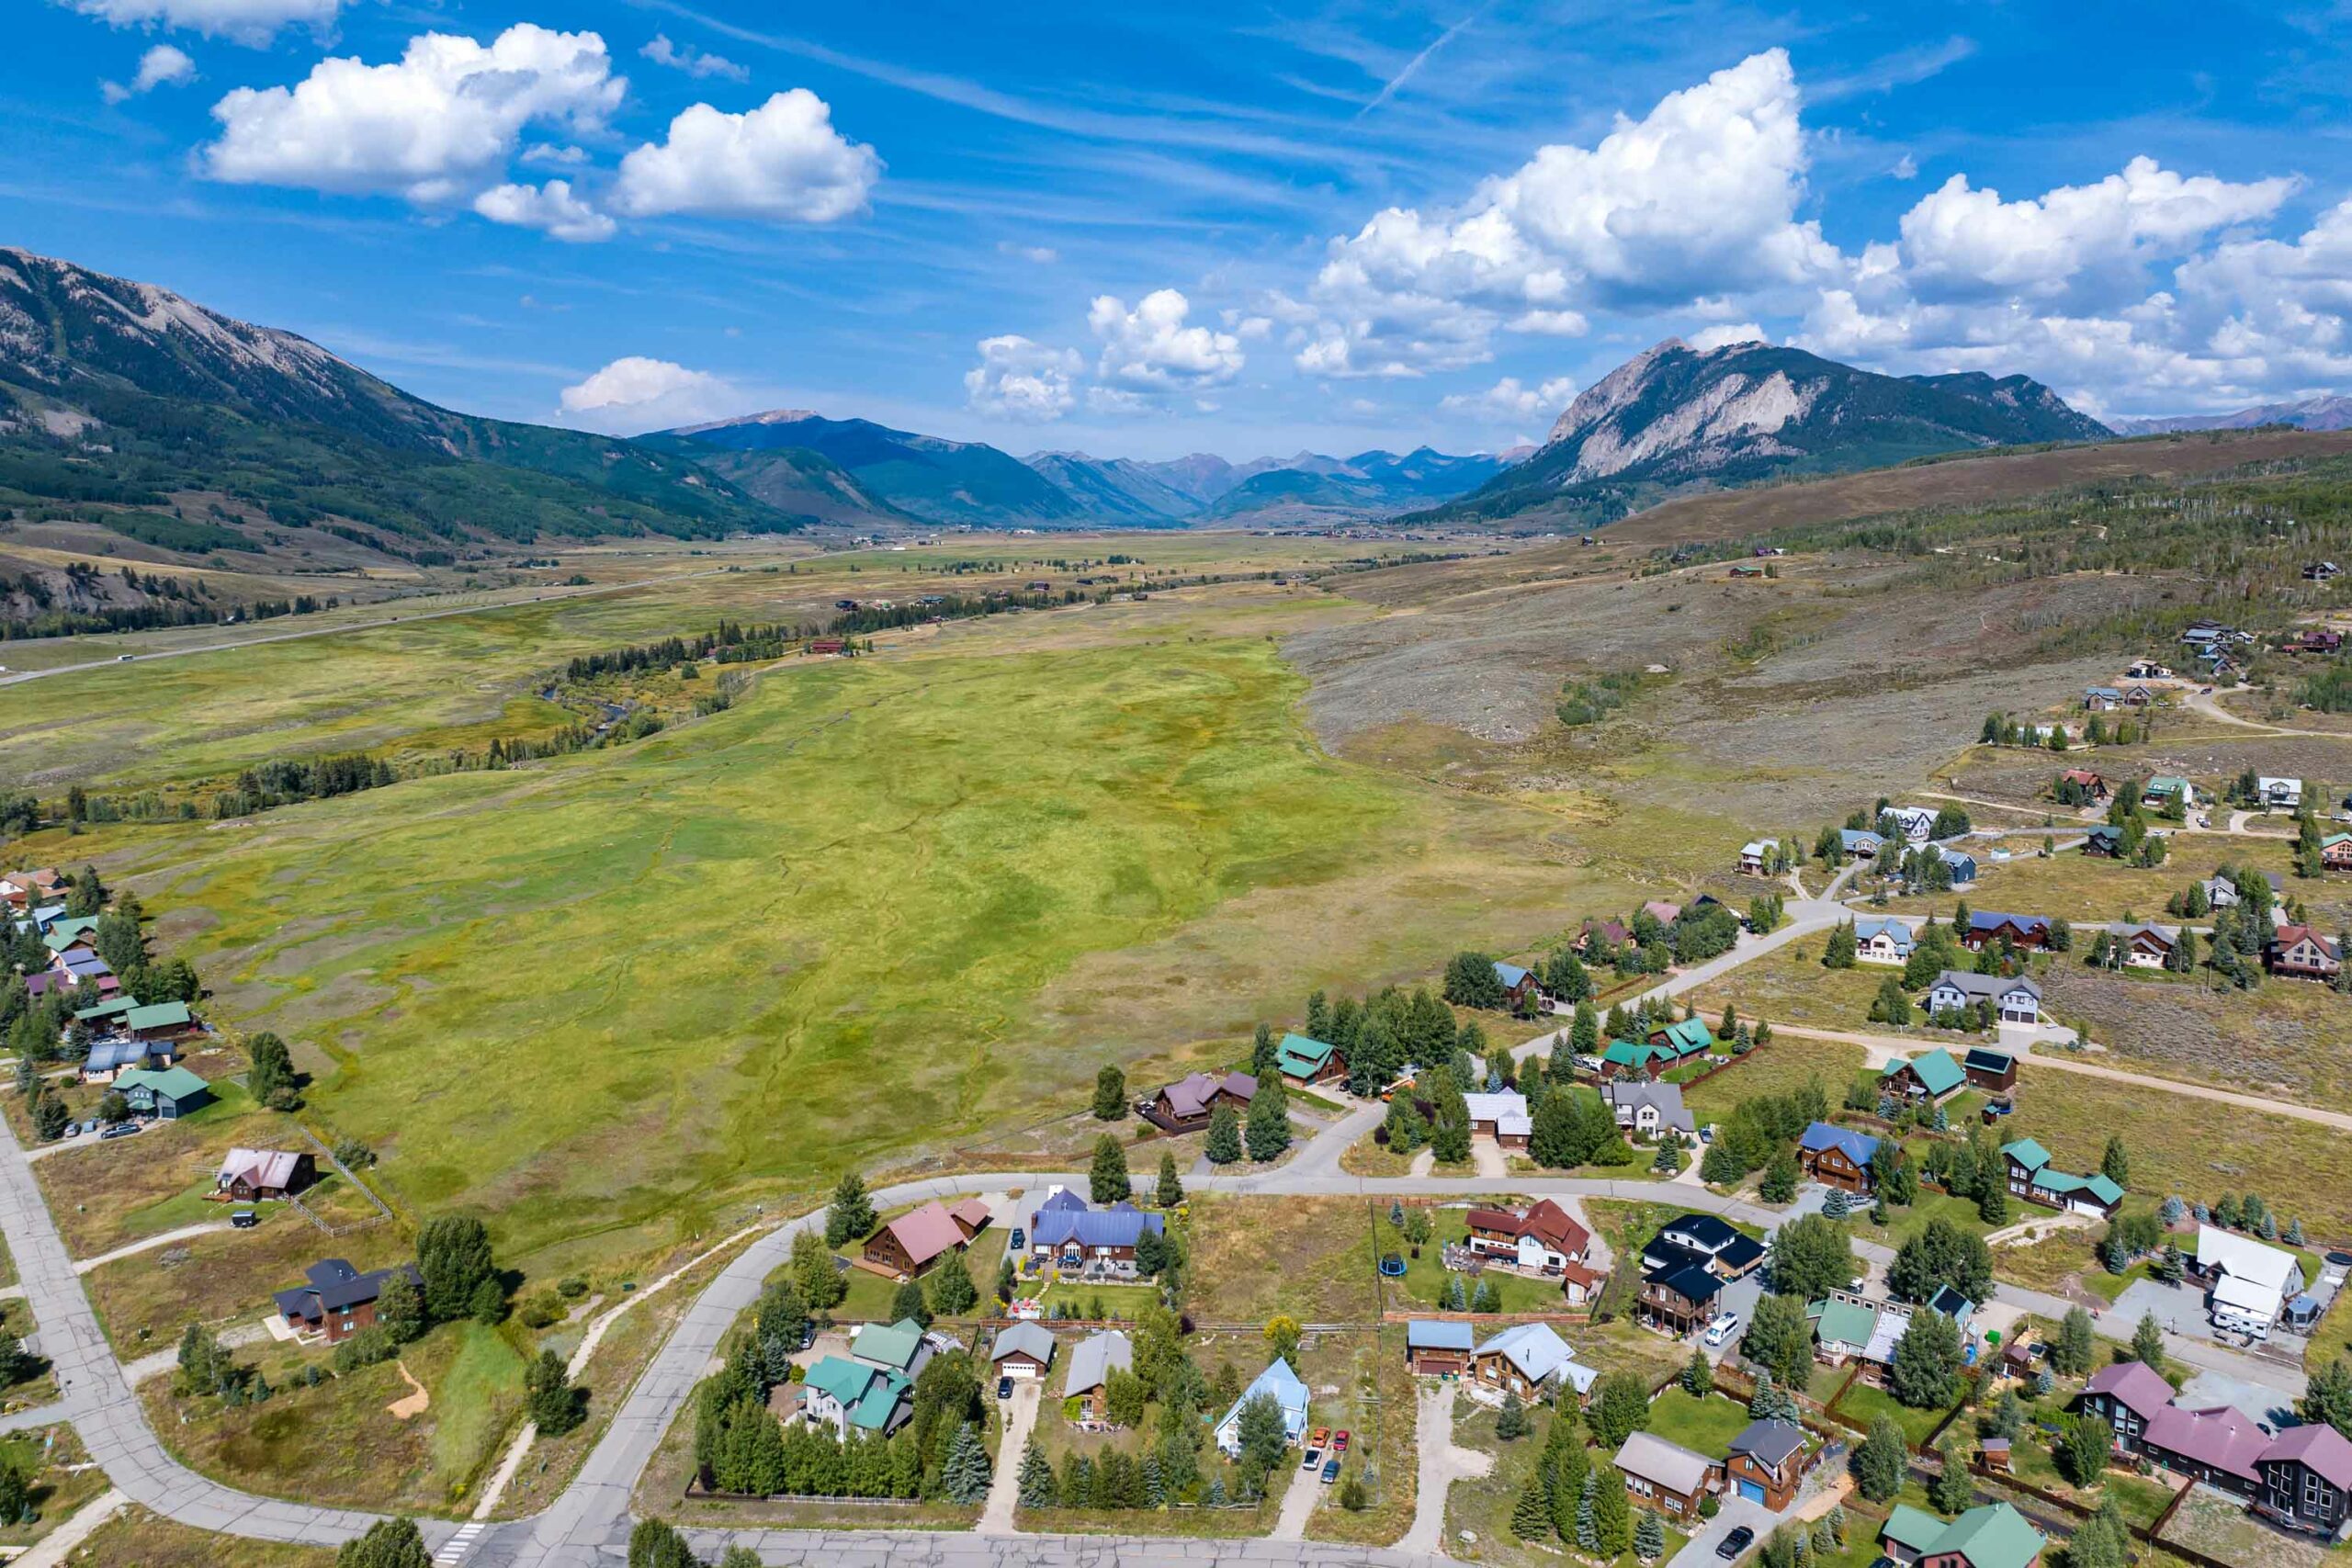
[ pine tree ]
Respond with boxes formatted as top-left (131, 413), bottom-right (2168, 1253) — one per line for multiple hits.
top-left (1092, 1064), bottom-right (1128, 1121)
top-left (1204, 1104), bottom-right (1242, 1164)
top-left (941, 1420), bottom-right (992, 1503)
top-left (1511, 1472), bottom-right (1552, 1540)
top-left (1682, 1346), bottom-right (1712, 1395)
top-left (1156, 1151), bottom-right (1183, 1207)
top-left (2131, 1311), bottom-right (2167, 1375)
top-left (826, 1172), bottom-right (876, 1246)
top-left (1855, 1416), bottom-right (1906, 1502)
top-left (1091, 1134), bottom-right (1132, 1202)
top-left (1929, 1438), bottom-right (1973, 1513)
top-left (1497, 1390), bottom-right (1528, 1439)
top-left (1574, 1469), bottom-right (1600, 1551)
top-left (1592, 1469), bottom-right (1632, 1555)
top-left (1635, 1507), bottom-right (1667, 1562)
top-left (1245, 1078), bottom-right (1292, 1162)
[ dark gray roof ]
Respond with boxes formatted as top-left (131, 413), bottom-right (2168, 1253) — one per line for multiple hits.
top-left (1731, 1418), bottom-right (1806, 1468)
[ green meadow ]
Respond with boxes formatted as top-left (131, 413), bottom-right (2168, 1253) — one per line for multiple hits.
top-left (49, 614), bottom-right (1589, 1273)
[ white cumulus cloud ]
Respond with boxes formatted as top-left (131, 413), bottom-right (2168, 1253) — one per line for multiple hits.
top-left (613, 90), bottom-right (880, 222)
top-left (1088, 289), bottom-right (1244, 394)
top-left (963, 335), bottom-right (1080, 423)
top-left (201, 25), bottom-right (622, 205)
top-left (473, 179), bottom-right (615, 243)
top-left (1690, 322), bottom-right (1767, 350)
top-left (640, 34), bottom-right (748, 83)
top-left (1440, 375), bottom-right (1577, 420)
top-left (558, 356), bottom-right (735, 434)
top-left (69, 0), bottom-right (336, 45)
top-left (102, 43), bottom-right (196, 103)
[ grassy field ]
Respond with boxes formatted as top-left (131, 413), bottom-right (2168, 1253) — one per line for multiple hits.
top-left (146, 1318), bottom-right (526, 1514)
top-left (1641, 1387), bottom-right (1757, 1458)
top-left (1187, 1195), bottom-right (1381, 1325)
top-left (38, 612), bottom-right (1592, 1277)
top-left (1301, 1327), bottom-right (1417, 1546)
top-left (1442, 1397), bottom-right (1689, 1568)
top-left (62, 1505), bottom-right (335, 1566)
top-left (85, 1216), bottom-right (412, 1354)
top-left (1881, 840), bottom-right (2294, 925)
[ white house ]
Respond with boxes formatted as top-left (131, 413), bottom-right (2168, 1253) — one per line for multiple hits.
top-left (1737, 840), bottom-right (1774, 876)
top-left (2195, 1226), bottom-right (2301, 1340)
top-left (2257, 776), bottom-right (2304, 810)
top-left (1924, 971), bottom-right (2041, 1026)
top-left (1853, 916), bottom-right (1915, 965)
top-left (1603, 1080), bottom-right (1696, 1139)
top-left (1886, 806), bottom-right (1939, 844)
top-left (1215, 1358), bottom-right (1310, 1456)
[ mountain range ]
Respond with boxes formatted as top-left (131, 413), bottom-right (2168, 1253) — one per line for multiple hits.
top-left (1422, 338), bottom-right (2112, 526)
top-left (2109, 394), bottom-right (2352, 435)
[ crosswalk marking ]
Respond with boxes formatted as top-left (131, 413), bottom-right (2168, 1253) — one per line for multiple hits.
top-left (433, 1520), bottom-right (488, 1565)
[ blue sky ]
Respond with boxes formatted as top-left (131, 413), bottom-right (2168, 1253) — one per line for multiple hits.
top-left (10, 0), bottom-right (2352, 459)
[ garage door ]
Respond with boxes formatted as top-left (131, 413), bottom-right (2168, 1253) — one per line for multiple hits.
top-left (1737, 1480), bottom-right (1765, 1504)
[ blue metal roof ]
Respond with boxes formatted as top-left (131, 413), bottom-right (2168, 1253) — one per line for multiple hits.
top-left (1798, 1121), bottom-right (1881, 1167)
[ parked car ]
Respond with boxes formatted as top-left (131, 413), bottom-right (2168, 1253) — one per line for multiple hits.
top-left (1704, 1312), bottom-right (1741, 1347)
top-left (1011, 1228), bottom-right (1024, 1251)
top-left (1717, 1526), bottom-right (1757, 1560)
top-left (1310, 1427), bottom-right (1330, 1449)
top-left (101, 1122), bottom-right (139, 1140)
top-left (1301, 1448), bottom-right (1321, 1471)
top-left (1320, 1458), bottom-right (1340, 1484)
top-left (232, 1210), bottom-right (259, 1229)
top-left (996, 1377), bottom-right (1014, 1401)
top-left (1333, 1430), bottom-right (1350, 1453)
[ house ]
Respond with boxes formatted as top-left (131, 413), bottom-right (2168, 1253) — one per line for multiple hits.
top-left (1214, 1358), bottom-right (1310, 1456)
top-left (1464, 1200), bottom-right (1593, 1273)
top-left (1961, 1047), bottom-right (2016, 1092)
top-left (1725, 1418), bottom-right (1812, 1509)
top-left (214, 1148), bottom-right (313, 1201)
top-left (272, 1258), bottom-right (422, 1344)
top-left (1064, 1329), bottom-right (1133, 1418)
top-left (1839, 829), bottom-right (1886, 861)
top-left (1961, 911), bottom-right (2052, 952)
top-left (2322, 833), bottom-right (2352, 871)
top-left (2058, 768), bottom-right (2111, 802)
top-left (1464, 1090), bottom-right (1532, 1150)
top-left (1028, 1194), bottom-right (1165, 1277)
top-left (1406, 1319), bottom-right (1475, 1377)
top-left (2143, 775), bottom-right (2195, 809)
top-left (1575, 918), bottom-right (1634, 955)
top-left (1885, 806), bottom-right (1939, 844)
top-left (1141, 1070), bottom-right (1255, 1132)
top-left (1558, 1260), bottom-right (1606, 1307)
top-left (2305, 561), bottom-right (2343, 581)
top-left (1603, 1080), bottom-right (1696, 1140)
top-left (1931, 847), bottom-right (1980, 887)
top-left (2000, 1140), bottom-right (2124, 1219)
top-left (2195, 1225), bottom-right (2302, 1338)
top-left (1600, 1039), bottom-right (1679, 1080)
top-left (2125, 660), bottom-right (2173, 680)
top-left (863, 1198), bottom-right (989, 1280)
top-left (1492, 962), bottom-right (1544, 1010)
top-left (2268, 925), bottom-right (2343, 982)
top-left (2082, 686), bottom-right (2124, 712)
top-left (1639, 1253), bottom-right (1724, 1337)
top-left (1879, 1503), bottom-right (2046, 1568)
top-left (802, 1356), bottom-right (913, 1438)
top-left (989, 1322), bottom-right (1056, 1381)
top-left (2143, 1402), bottom-right (2276, 1497)
top-left (1854, 916), bottom-right (1915, 964)
top-left (1646, 1017), bottom-right (1716, 1056)
top-left (847, 1317), bottom-right (936, 1378)
top-left (1641, 899), bottom-right (1683, 925)
top-left (1796, 1122), bottom-right (1880, 1193)
top-left (2101, 921), bottom-right (2178, 966)
top-left (114, 1065), bottom-right (210, 1120)
top-left (2257, 776), bottom-right (2304, 809)
top-left (122, 1001), bottom-right (198, 1043)
top-left (1882, 1046), bottom-right (1971, 1104)
top-left (1656, 1214), bottom-right (1765, 1279)
top-left (1737, 840), bottom-right (1774, 876)
top-left (1470, 1323), bottom-right (1589, 1401)
top-left (1272, 1032), bottom-right (1345, 1088)
top-left (1922, 972), bottom-right (2041, 1028)
top-left (78, 1034), bottom-right (171, 1083)
top-left (2284, 629), bottom-right (2345, 656)
top-left (1807, 1297), bottom-right (1881, 1367)
top-left (72, 993), bottom-right (142, 1031)
top-left (1613, 1431), bottom-right (1720, 1519)
top-left (2080, 1361), bottom-right (2174, 1455)
top-left (2201, 874), bottom-right (2245, 908)
top-left (2255, 1422), bottom-right (2352, 1537)
top-left (2081, 825), bottom-right (2122, 858)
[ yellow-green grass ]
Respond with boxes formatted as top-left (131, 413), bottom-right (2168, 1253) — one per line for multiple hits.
top-left (0, 1300), bottom-right (58, 1408)
top-left (1188, 1195), bottom-right (1381, 1325)
top-left (57, 1504), bottom-right (335, 1566)
top-left (1683, 1032), bottom-right (1861, 1122)
top-left (2040, 959), bottom-right (2352, 1114)
top-left (146, 1319), bottom-right (525, 1514)
top-left (830, 1209), bottom-right (1012, 1323)
top-left (1302, 1328), bottom-right (1417, 1545)
top-left (1881, 840), bottom-right (2294, 926)
top-left (1681, 938), bottom-right (1903, 1035)
top-left (0, 1425), bottom-right (109, 1549)
top-left (48, 628), bottom-right (1590, 1275)
top-left (85, 1216), bottom-right (412, 1354)
top-left (1640, 1388), bottom-right (1758, 1459)
top-left (1442, 1399), bottom-right (1688, 1568)
top-left (1024, 1281), bottom-right (1163, 1321)
top-left (1832, 1378), bottom-right (1953, 1448)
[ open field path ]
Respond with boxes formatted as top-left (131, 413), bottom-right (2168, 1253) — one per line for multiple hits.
top-left (8, 1485), bottom-right (126, 1568)
top-left (0, 569), bottom-right (727, 688)
top-left (70, 1221), bottom-right (232, 1274)
top-left (1397, 1381), bottom-right (1487, 1558)
top-left (1769, 1022), bottom-right (2352, 1131)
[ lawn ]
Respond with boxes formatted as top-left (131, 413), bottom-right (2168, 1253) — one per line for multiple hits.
top-left (1640, 1388), bottom-right (1756, 1459)
top-left (1186, 1195), bottom-right (1381, 1325)
top-left (1302, 1327), bottom-right (1418, 1546)
top-left (1684, 1032), bottom-right (1862, 1123)
top-left (48, 615), bottom-right (1592, 1279)
top-left (1383, 1206), bottom-right (1576, 1315)
top-left (1832, 1377), bottom-right (1955, 1449)
top-left (0, 1424), bottom-right (110, 1550)
top-left (146, 1318), bottom-right (526, 1514)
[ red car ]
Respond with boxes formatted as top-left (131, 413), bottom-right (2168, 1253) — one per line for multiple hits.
top-left (1333, 1430), bottom-right (1351, 1453)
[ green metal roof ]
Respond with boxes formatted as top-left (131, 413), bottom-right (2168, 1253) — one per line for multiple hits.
top-left (74, 995), bottom-right (141, 1022)
top-left (1999, 1138), bottom-right (2051, 1172)
top-left (1881, 1506), bottom-right (1946, 1554)
top-left (115, 1066), bottom-right (209, 1100)
top-left (2146, 775), bottom-right (2188, 795)
top-left (1883, 1046), bottom-right (1966, 1097)
top-left (1933, 1504), bottom-right (2048, 1568)
top-left (1656, 1018), bottom-right (1714, 1055)
top-left (122, 1001), bottom-right (192, 1031)
top-left (2035, 1168), bottom-right (2123, 1205)
top-left (1275, 1032), bottom-right (1337, 1075)
top-left (852, 1318), bottom-right (927, 1371)
top-left (1602, 1039), bottom-right (1668, 1069)
top-left (1809, 1298), bottom-right (1876, 1349)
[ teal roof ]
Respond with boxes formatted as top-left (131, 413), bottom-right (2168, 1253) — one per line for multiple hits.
top-left (1884, 1046), bottom-right (1966, 1097)
top-left (1809, 1298), bottom-right (1876, 1349)
top-left (851, 1317), bottom-right (927, 1372)
top-left (2146, 775), bottom-right (2188, 795)
top-left (123, 1001), bottom-right (192, 1031)
top-left (115, 1065), bottom-right (209, 1100)
top-left (1933, 1505), bottom-right (2048, 1568)
top-left (1602, 1039), bottom-right (1668, 1069)
top-left (1881, 1506), bottom-right (1946, 1554)
top-left (1656, 1018), bottom-right (1714, 1055)
top-left (802, 1356), bottom-right (910, 1430)
top-left (43, 917), bottom-right (99, 951)
top-left (2035, 1168), bottom-right (2124, 1205)
top-left (74, 995), bottom-right (141, 1022)
top-left (2000, 1138), bottom-right (2051, 1173)
top-left (1275, 1032), bottom-right (1337, 1075)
